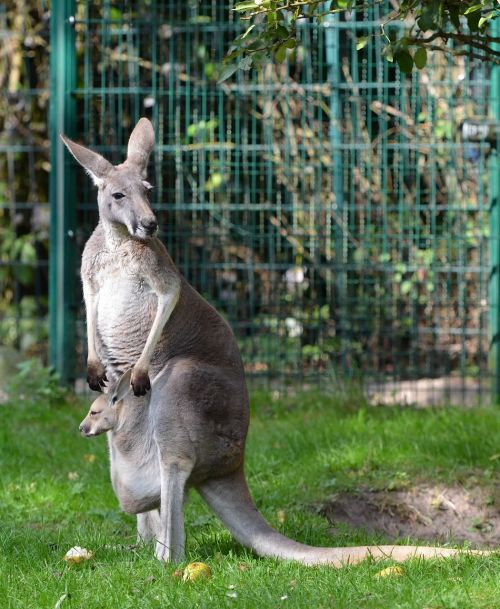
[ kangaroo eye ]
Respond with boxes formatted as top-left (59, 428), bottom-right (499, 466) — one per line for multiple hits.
top-left (112, 192), bottom-right (125, 200)
top-left (90, 410), bottom-right (99, 416)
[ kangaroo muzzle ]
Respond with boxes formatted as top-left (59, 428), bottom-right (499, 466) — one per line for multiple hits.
top-left (140, 216), bottom-right (158, 236)
top-left (79, 422), bottom-right (93, 437)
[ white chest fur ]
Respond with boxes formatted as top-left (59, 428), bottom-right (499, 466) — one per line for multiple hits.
top-left (84, 245), bottom-right (159, 367)
top-left (107, 432), bottom-right (161, 513)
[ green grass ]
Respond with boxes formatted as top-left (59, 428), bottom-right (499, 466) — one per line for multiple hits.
top-left (1, 385), bottom-right (499, 609)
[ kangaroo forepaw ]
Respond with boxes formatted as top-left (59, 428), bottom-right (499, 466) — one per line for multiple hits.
top-left (87, 361), bottom-right (108, 392)
top-left (131, 367), bottom-right (151, 396)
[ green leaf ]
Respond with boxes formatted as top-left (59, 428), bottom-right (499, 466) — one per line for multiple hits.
top-left (234, 1), bottom-right (258, 12)
top-left (109, 7), bottom-right (122, 21)
top-left (204, 173), bottom-right (224, 192)
top-left (414, 47), bottom-right (427, 69)
top-left (275, 44), bottom-right (287, 63)
top-left (16, 266), bottom-right (33, 285)
top-left (12, 237), bottom-right (24, 258)
top-left (319, 304), bottom-right (330, 320)
top-left (479, 13), bottom-right (495, 28)
top-left (251, 51), bottom-right (265, 65)
top-left (241, 23), bottom-right (256, 39)
top-left (266, 10), bottom-right (278, 26)
top-left (400, 280), bottom-right (413, 295)
top-left (356, 36), bottom-right (369, 51)
top-left (417, 11), bottom-right (436, 31)
top-left (21, 241), bottom-right (36, 264)
top-left (217, 63), bottom-right (238, 84)
top-left (275, 25), bottom-right (289, 39)
top-left (204, 62), bottom-right (215, 79)
top-left (463, 4), bottom-right (483, 15)
top-left (395, 50), bottom-right (414, 74)
top-left (283, 38), bottom-right (296, 49)
top-left (382, 44), bottom-right (394, 62)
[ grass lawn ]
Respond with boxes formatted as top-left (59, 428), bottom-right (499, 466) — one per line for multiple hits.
top-left (1, 377), bottom-right (499, 609)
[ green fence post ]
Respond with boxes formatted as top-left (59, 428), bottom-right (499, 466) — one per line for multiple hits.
top-left (489, 18), bottom-right (500, 403)
top-left (324, 13), bottom-right (348, 371)
top-left (49, 0), bottom-right (77, 383)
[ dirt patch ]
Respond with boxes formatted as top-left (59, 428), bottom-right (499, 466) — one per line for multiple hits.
top-left (321, 484), bottom-right (500, 548)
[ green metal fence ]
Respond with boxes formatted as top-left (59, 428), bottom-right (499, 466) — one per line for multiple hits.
top-left (43, 2), bottom-right (500, 402)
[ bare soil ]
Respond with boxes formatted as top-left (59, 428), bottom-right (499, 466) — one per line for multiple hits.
top-left (321, 484), bottom-right (500, 548)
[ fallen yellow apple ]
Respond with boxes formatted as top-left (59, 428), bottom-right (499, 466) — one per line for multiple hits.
top-left (63, 546), bottom-right (94, 565)
top-left (375, 565), bottom-right (404, 578)
top-left (182, 562), bottom-right (212, 582)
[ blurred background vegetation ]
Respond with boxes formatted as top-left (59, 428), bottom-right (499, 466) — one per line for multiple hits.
top-left (0, 1), bottom-right (49, 357)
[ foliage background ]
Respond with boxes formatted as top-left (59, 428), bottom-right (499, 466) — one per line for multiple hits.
top-left (0, 1), bottom-right (50, 356)
top-left (228, 0), bottom-right (500, 74)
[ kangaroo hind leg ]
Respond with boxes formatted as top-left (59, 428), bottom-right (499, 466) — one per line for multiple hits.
top-left (137, 509), bottom-right (161, 544)
top-left (155, 460), bottom-right (193, 563)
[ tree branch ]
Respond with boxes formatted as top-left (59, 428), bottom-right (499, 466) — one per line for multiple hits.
top-left (408, 31), bottom-right (500, 58)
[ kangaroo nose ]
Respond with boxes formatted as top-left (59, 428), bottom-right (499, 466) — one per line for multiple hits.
top-left (79, 424), bottom-right (88, 435)
top-left (141, 218), bottom-right (158, 233)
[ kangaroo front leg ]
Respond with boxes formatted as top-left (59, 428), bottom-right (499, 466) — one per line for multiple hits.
top-left (137, 509), bottom-right (161, 544)
top-left (131, 285), bottom-right (180, 396)
top-left (83, 284), bottom-right (107, 392)
top-left (155, 461), bottom-right (192, 563)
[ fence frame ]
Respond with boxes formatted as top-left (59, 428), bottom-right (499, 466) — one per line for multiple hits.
top-left (489, 18), bottom-right (500, 402)
top-left (49, 0), bottom-right (77, 382)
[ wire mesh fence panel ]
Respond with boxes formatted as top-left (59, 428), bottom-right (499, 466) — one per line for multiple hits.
top-left (49, 1), bottom-right (499, 403)
top-left (326, 10), bottom-right (493, 405)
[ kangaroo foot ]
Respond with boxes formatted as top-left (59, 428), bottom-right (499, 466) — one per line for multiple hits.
top-left (155, 539), bottom-right (184, 563)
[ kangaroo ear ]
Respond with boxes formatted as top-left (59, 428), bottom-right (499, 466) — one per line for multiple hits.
top-left (125, 118), bottom-right (154, 178)
top-left (110, 369), bottom-right (133, 405)
top-left (60, 134), bottom-right (113, 187)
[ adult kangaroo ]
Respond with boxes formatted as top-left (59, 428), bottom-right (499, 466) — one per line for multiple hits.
top-left (64, 119), bottom-right (468, 566)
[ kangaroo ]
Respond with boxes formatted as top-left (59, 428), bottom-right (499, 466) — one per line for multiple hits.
top-left (68, 120), bottom-right (478, 566)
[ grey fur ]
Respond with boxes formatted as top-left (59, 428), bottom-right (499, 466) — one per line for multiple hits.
top-left (73, 119), bottom-right (483, 566)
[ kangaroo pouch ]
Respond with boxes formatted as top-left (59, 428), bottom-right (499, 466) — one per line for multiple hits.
top-left (96, 276), bottom-right (158, 375)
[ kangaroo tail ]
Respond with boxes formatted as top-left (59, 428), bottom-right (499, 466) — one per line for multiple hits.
top-left (197, 468), bottom-right (483, 567)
